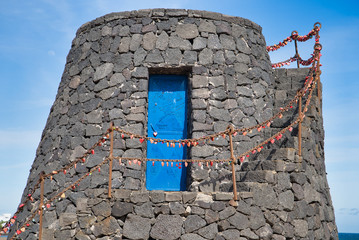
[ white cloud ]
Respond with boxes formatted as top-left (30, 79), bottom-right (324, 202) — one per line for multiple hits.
top-left (0, 213), bottom-right (11, 222)
top-left (338, 208), bottom-right (359, 216)
top-left (48, 50), bottom-right (56, 56)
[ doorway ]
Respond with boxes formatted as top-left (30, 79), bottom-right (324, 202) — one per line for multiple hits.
top-left (146, 75), bottom-right (188, 191)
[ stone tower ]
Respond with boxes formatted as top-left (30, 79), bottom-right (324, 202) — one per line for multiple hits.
top-left (8, 9), bottom-right (337, 239)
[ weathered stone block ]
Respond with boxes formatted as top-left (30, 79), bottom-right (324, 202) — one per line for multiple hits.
top-left (199, 21), bottom-right (216, 33)
top-left (165, 192), bottom-right (182, 202)
top-left (192, 88), bottom-right (210, 98)
top-left (236, 38), bottom-right (250, 54)
top-left (85, 124), bottom-right (102, 136)
top-left (219, 206), bottom-right (236, 220)
top-left (93, 216), bottom-right (120, 237)
top-left (216, 22), bottom-right (232, 35)
top-left (249, 207), bottom-right (266, 230)
top-left (142, 32), bottom-right (157, 50)
top-left (169, 36), bottom-right (192, 50)
top-left (293, 219), bottom-right (308, 237)
top-left (145, 49), bottom-right (164, 63)
top-left (59, 213), bottom-right (77, 227)
top-left (303, 183), bottom-right (321, 203)
top-left (182, 50), bottom-right (197, 63)
top-left (112, 189), bottom-right (131, 200)
top-left (252, 83), bottom-right (266, 97)
top-left (92, 201), bottom-right (111, 217)
top-left (181, 233), bottom-right (207, 240)
top-left (176, 24), bottom-right (199, 39)
top-left (123, 168), bottom-right (141, 179)
top-left (253, 185), bottom-right (277, 209)
top-left (156, 31), bottom-right (169, 50)
top-left (130, 24), bottom-right (143, 34)
top-left (123, 214), bottom-right (151, 239)
top-left (193, 37), bottom-right (207, 50)
top-left (123, 177), bottom-right (141, 190)
top-left (214, 192), bottom-right (233, 201)
top-left (191, 145), bottom-right (215, 158)
top-left (130, 191), bottom-right (149, 203)
top-left (236, 200), bottom-right (251, 215)
top-left (132, 67), bottom-right (148, 78)
top-left (221, 229), bottom-right (241, 240)
top-left (69, 76), bottom-right (81, 89)
top-left (134, 202), bottom-right (154, 218)
top-left (93, 63), bottom-right (113, 82)
top-left (150, 214), bottom-right (183, 240)
top-left (164, 48), bottom-right (182, 64)
top-left (198, 223), bottom-right (218, 239)
top-left (220, 34), bottom-right (236, 50)
top-left (43, 211), bottom-right (58, 229)
top-left (198, 48), bottom-right (213, 65)
top-left (184, 215), bottom-right (207, 233)
top-left (208, 106), bottom-right (231, 121)
top-left (277, 172), bottom-right (291, 191)
top-left (142, 23), bottom-right (157, 33)
top-left (228, 212), bottom-right (250, 230)
top-left (191, 99), bottom-right (207, 109)
top-left (98, 87), bottom-right (117, 100)
top-left (209, 76), bottom-right (224, 87)
top-left (279, 190), bottom-right (295, 210)
top-left (214, 50), bottom-right (225, 64)
top-left (208, 34), bottom-right (222, 49)
top-left (169, 202), bottom-right (186, 215)
top-left (182, 192), bottom-right (197, 203)
top-left (150, 191), bottom-right (165, 203)
top-left (240, 228), bottom-right (259, 239)
top-left (130, 34), bottom-right (143, 52)
top-left (256, 224), bottom-right (273, 239)
top-left (112, 201), bottom-right (133, 218)
top-left (74, 231), bottom-right (90, 240)
top-left (192, 75), bottom-right (208, 88)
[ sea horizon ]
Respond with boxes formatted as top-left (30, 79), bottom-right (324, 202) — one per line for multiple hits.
top-left (339, 232), bottom-right (359, 240)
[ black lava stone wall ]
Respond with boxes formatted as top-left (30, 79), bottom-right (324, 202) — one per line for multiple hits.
top-left (9, 9), bottom-right (337, 240)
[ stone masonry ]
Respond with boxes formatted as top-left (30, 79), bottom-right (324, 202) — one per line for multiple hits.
top-left (9, 9), bottom-right (338, 239)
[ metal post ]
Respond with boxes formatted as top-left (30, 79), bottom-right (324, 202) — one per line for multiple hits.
top-left (228, 125), bottom-right (238, 201)
top-left (316, 46), bottom-right (322, 100)
top-left (108, 122), bottom-right (114, 198)
top-left (314, 24), bottom-right (322, 100)
top-left (292, 31), bottom-right (300, 68)
top-left (38, 172), bottom-right (45, 240)
top-left (295, 40), bottom-right (300, 69)
top-left (298, 93), bottom-right (302, 157)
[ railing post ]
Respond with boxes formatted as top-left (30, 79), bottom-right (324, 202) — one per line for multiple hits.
top-left (316, 47), bottom-right (322, 101)
top-left (38, 172), bottom-right (45, 240)
top-left (228, 125), bottom-right (238, 202)
top-left (295, 40), bottom-right (300, 68)
top-left (314, 27), bottom-right (322, 101)
top-left (292, 31), bottom-right (300, 68)
top-left (298, 92), bottom-right (302, 157)
top-left (108, 122), bottom-right (114, 198)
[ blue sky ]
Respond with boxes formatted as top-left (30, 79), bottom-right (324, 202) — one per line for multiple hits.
top-left (1, 0), bottom-right (358, 233)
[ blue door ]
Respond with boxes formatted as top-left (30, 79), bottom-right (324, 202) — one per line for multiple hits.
top-left (146, 75), bottom-right (188, 191)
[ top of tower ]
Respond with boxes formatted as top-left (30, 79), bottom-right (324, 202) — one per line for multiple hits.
top-left (77, 9), bottom-right (262, 36)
